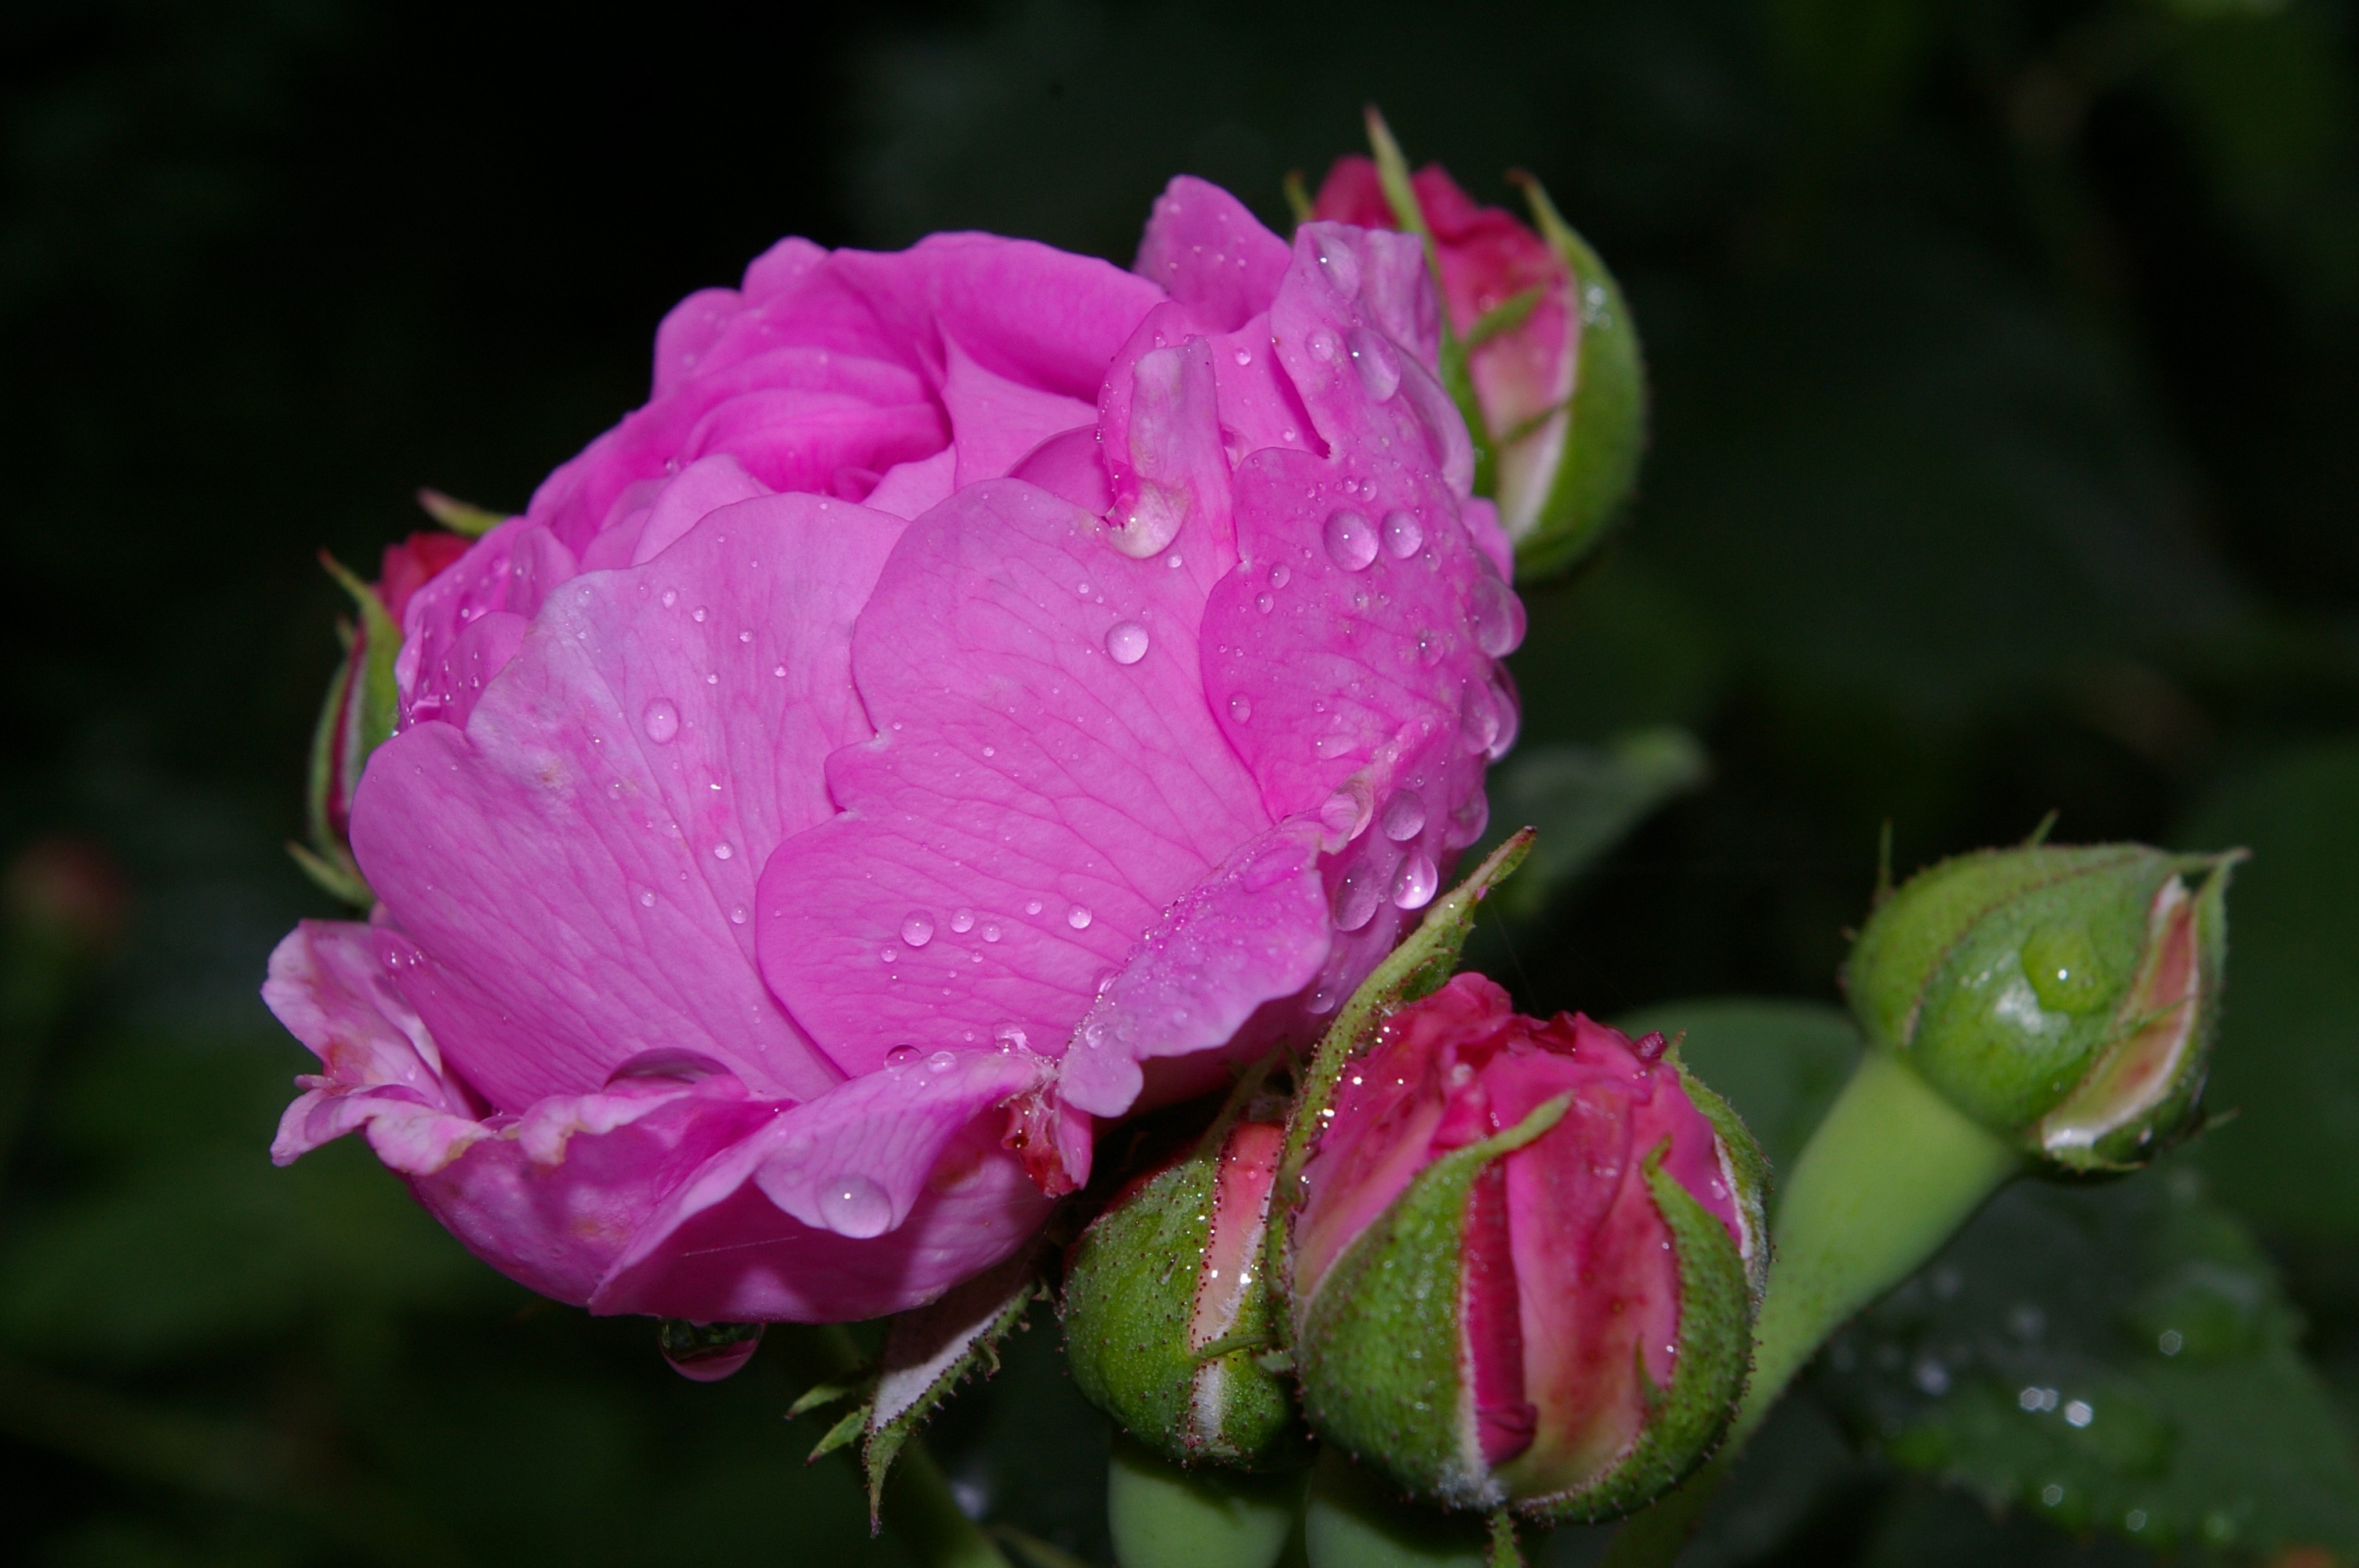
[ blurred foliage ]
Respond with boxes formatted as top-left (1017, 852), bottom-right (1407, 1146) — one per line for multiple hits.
top-left (5, 0), bottom-right (2359, 1564)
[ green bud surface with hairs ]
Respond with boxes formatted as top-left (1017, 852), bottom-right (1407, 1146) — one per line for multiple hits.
top-left (1845, 842), bottom-right (2241, 1171)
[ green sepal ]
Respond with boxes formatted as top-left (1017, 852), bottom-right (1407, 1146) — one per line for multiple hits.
top-left (1267, 829), bottom-right (1536, 1305)
top-left (1295, 1094), bottom-right (1572, 1511)
top-left (809, 1403), bottom-right (870, 1462)
top-left (1845, 842), bottom-right (2240, 1159)
top-left (787, 1374), bottom-right (871, 1419)
top-left (1365, 107), bottom-right (1496, 502)
top-left (860, 1249), bottom-right (1043, 1530)
top-left (415, 486), bottom-right (503, 536)
top-left (294, 554), bottom-right (402, 909)
top-left (1508, 175), bottom-right (1648, 583)
top-left (1063, 1075), bottom-right (1300, 1469)
top-left (1667, 1053), bottom-right (1771, 1303)
top-left (1507, 1141), bottom-right (1755, 1523)
top-left (318, 553), bottom-right (402, 760)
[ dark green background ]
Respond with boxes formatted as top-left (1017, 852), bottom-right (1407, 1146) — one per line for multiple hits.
top-left (2, 1), bottom-right (2354, 1563)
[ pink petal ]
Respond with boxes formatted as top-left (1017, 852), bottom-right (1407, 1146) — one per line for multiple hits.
top-left (396, 520), bottom-right (579, 728)
top-left (352, 493), bottom-right (905, 1109)
top-left (591, 1049), bottom-right (1056, 1321)
top-left (627, 453), bottom-right (772, 565)
top-left (864, 448), bottom-right (959, 521)
top-left (944, 335), bottom-right (1103, 485)
top-left (1133, 176), bottom-right (1293, 334)
top-left (757, 478), bottom-right (1269, 1087)
top-left (1097, 315), bottom-right (1235, 575)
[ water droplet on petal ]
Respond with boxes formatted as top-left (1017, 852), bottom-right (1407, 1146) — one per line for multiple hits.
top-left (980, 923), bottom-right (1002, 942)
top-left (1332, 862), bottom-right (1384, 931)
top-left (950, 909), bottom-right (976, 934)
top-left (638, 889), bottom-right (657, 908)
top-left (1025, 899), bottom-right (1043, 916)
top-left (1270, 563), bottom-right (1291, 588)
top-left (691, 606), bottom-right (707, 622)
top-left (1381, 789), bottom-right (1427, 842)
top-left (1460, 683), bottom-right (1502, 754)
top-left (773, 665), bottom-right (787, 677)
top-left (1066, 904), bottom-right (1093, 930)
top-left (1234, 348), bottom-right (1253, 366)
top-left (1324, 510), bottom-right (1377, 571)
top-left (1348, 325), bottom-right (1401, 401)
top-left (1105, 620), bottom-right (1150, 664)
top-left (901, 912), bottom-right (936, 948)
top-left (1473, 572), bottom-right (1527, 658)
top-left (712, 843), bottom-right (732, 861)
top-left (1320, 787), bottom-right (1369, 839)
top-left (926, 1050), bottom-right (958, 1073)
top-left (886, 1044), bottom-right (920, 1067)
top-left (730, 906), bottom-right (747, 924)
top-left (817, 1174), bottom-right (892, 1238)
top-left (642, 699), bottom-right (681, 744)
top-left (1392, 851), bottom-right (1438, 909)
top-left (660, 589), bottom-right (678, 608)
top-left (739, 630), bottom-right (753, 644)
top-left (994, 1023), bottom-right (1030, 1051)
top-left (1228, 693), bottom-right (1253, 724)
top-left (1256, 592), bottom-right (1274, 614)
top-left (1448, 793), bottom-right (1491, 848)
top-left (1383, 510), bottom-right (1424, 558)
top-left (879, 946), bottom-right (900, 964)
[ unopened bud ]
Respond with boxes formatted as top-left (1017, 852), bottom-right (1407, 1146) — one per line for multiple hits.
top-left (1845, 842), bottom-right (2241, 1171)
top-left (1064, 1112), bottom-right (1299, 1468)
top-left (1288, 974), bottom-right (1764, 1523)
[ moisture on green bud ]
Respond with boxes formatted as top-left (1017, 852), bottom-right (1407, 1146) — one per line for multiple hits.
top-left (1843, 841), bottom-right (2241, 1171)
top-left (1063, 1112), bottom-right (1301, 1469)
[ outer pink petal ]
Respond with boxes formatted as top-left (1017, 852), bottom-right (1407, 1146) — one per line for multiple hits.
top-left (626, 452), bottom-right (771, 565)
top-left (943, 336), bottom-right (1103, 485)
top-left (1059, 820), bottom-right (1331, 1116)
top-left (396, 520), bottom-right (579, 727)
top-left (352, 494), bottom-right (904, 1109)
top-left (590, 1051), bottom-right (1056, 1321)
top-left (1097, 314), bottom-right (1237, 578)
top-left (1133, 176), bottom-right (1292, 334)
top-left (756, 478), bottom-right (1270, 1085)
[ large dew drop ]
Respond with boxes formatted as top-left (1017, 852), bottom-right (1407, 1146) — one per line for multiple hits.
top-left (642, 698), bottom-right (682, 744)
top-left (1382, 510), bottom-right (1424, 559)
top-left (1380, 789), bottom-right (1427, 843)
top-left (817, 1174), bottom-right (893, 1238)
top-left (1324, 509), bottom-right (1378, 572)
top-left (1474, 573), bottom-right (1527, 658)
top-left (1332, 861), bottom-right (1385, 932)
top-left (900, 911), bottom-right (936, 948)
top-left (1104, 620), bottom-right (1150, 665)
top-left (1391, 851), bottom-right (1439, 910)
top-left (1348, 326), bottom-right (1402, 401)
top-left (658, 1319), bottom-right (764, 1382)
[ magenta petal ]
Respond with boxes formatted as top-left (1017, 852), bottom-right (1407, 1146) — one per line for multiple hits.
top-left (758, 478), bottom-right (1268, 1080)
top-left (1098, 313), bottom-right (1236, 576)
top-left (396, 520), bottom-right (579, 727)
top-left (943, 336), bottom-right (1103, 485)
top-left (352, 493), bottom-right (906, 1109)
top-left (1060, 820), bottom-right (1332, 1117)
top-left (1133, 176), bottom-right (1293, 334)
top-left (591, 1051), bottom-right (1056, 1321)
top-left (627, 453), bottom-right (771, 565)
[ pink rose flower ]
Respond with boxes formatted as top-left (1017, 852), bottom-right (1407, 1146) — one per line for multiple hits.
top-left (264, 179), bottom-right (1525, 1324)
top-left (1314, 157), bottom-right (1576, 550)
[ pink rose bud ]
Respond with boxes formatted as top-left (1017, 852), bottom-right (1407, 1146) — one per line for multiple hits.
top-left (1289, 974), bottom-right (1765, 1522)
top-left (1314, 140), bottom-right (1646, 579)
top-left (1063, 1110), bottom-right (1298, 1467)
top-left (1845, 841), bottom-right (2241, 1171)
top-left (264, 178), bottom-right (1523, 1326)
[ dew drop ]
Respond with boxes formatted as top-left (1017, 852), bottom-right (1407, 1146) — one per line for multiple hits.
top-left (1270, 563), bottom-right (1291, 588)
top-left (660, 589), bottom-right (678, 608)
top-left (981, 923), bottom-right (1002, 943)
top-left (638, 889), bottom-right (656, 908)
top-left (1348, 326), bottom-right (1402, 401)
top-left (691, 606), bottom-right (707, 622)
top-left (1308, 327), bottom-right (1342, 363)
top-left (1025, 899), bottom-right (1044, 916)
top-left (1229, 693), bottom-right (1254, 724)
top-left (1380, 789), bottom-right (1427, 842)
top-left (1234, 348), bottom-right (1253, 366)
top-left (1319, 788), bottom-right (1369, 840)
top-left (879, 946), bottom-right (900, 964)
top-left (887, 1044), bottom-right (920, 1067)
top-left (712, 842), bottom-right (732, 861)
top-left (1105, 620), bottom-right (1150, 665)
top-left (1473, 572), bottom-right (1527, 658)
top-left (1256, 592), bottom-right (1274, 614)
top-left (1066, 904), bottom-right (1093, 931)
top-left (816, 1174), bottom-right (892, 1238)
top-left (1392, 851), bottom-right (1438, 909)
top-left (729, 906), bottom-right (747, 925)
top-left (1448, 793), bottom-right (1492, 848)
top-left (1332, 862), bottom-right (1384, 931)
top-left (901, 912), bottom-right (936, 948)
top-left (1324, 510), bottom-right (1377, 571)
top-left (659, 1319), bottom-right (762, 1382)
top-left (1382, 510), bottom-right (1424, 558)
top-left (994, 1023), bottom-right (1030, 1051)
top-left (950, 909), bottom-right (976, 934)
top-left (927, 1050), bottom-right (958, 1073)
top-left (738, 630), bottom-right (753, 644)
top-left (1460, 683), bottom-right (1502, 754)
top-left (642, 699), bottom-right (682, 744)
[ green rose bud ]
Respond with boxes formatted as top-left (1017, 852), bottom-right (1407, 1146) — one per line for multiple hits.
top-left (1063, 1108), bottom-right (1299, 1468)
top-left (1844, 841), bottom-right (2241, 1171)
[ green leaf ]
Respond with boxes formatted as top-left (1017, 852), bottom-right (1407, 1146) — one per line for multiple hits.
top-left (414, 487), bottom-right (504, 537)
top-left (1810, 1165), bottom-right (2359, 1559)
top-left (1475, 730), bottom-right (1709, 921)
top-left (2176, 740), bottom-right (2359, 1241)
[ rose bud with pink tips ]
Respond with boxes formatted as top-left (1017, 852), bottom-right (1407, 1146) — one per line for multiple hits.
top-left (1288, 974), bottom-right (1765, 1523)
top-left (262, 175), bottom-right (1526, 1334)
top-left (1314, 122), bottom-right (1647, 580)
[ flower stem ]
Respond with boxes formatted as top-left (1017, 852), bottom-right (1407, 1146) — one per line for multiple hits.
top-left (1600, 1050), bottom-right (2023, 1566)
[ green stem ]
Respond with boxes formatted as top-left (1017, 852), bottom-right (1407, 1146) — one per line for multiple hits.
top-left (797, 1327), bottom-right (1010, 1568)
top-left (1600, 1051), bottom-right (2024, 1567)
